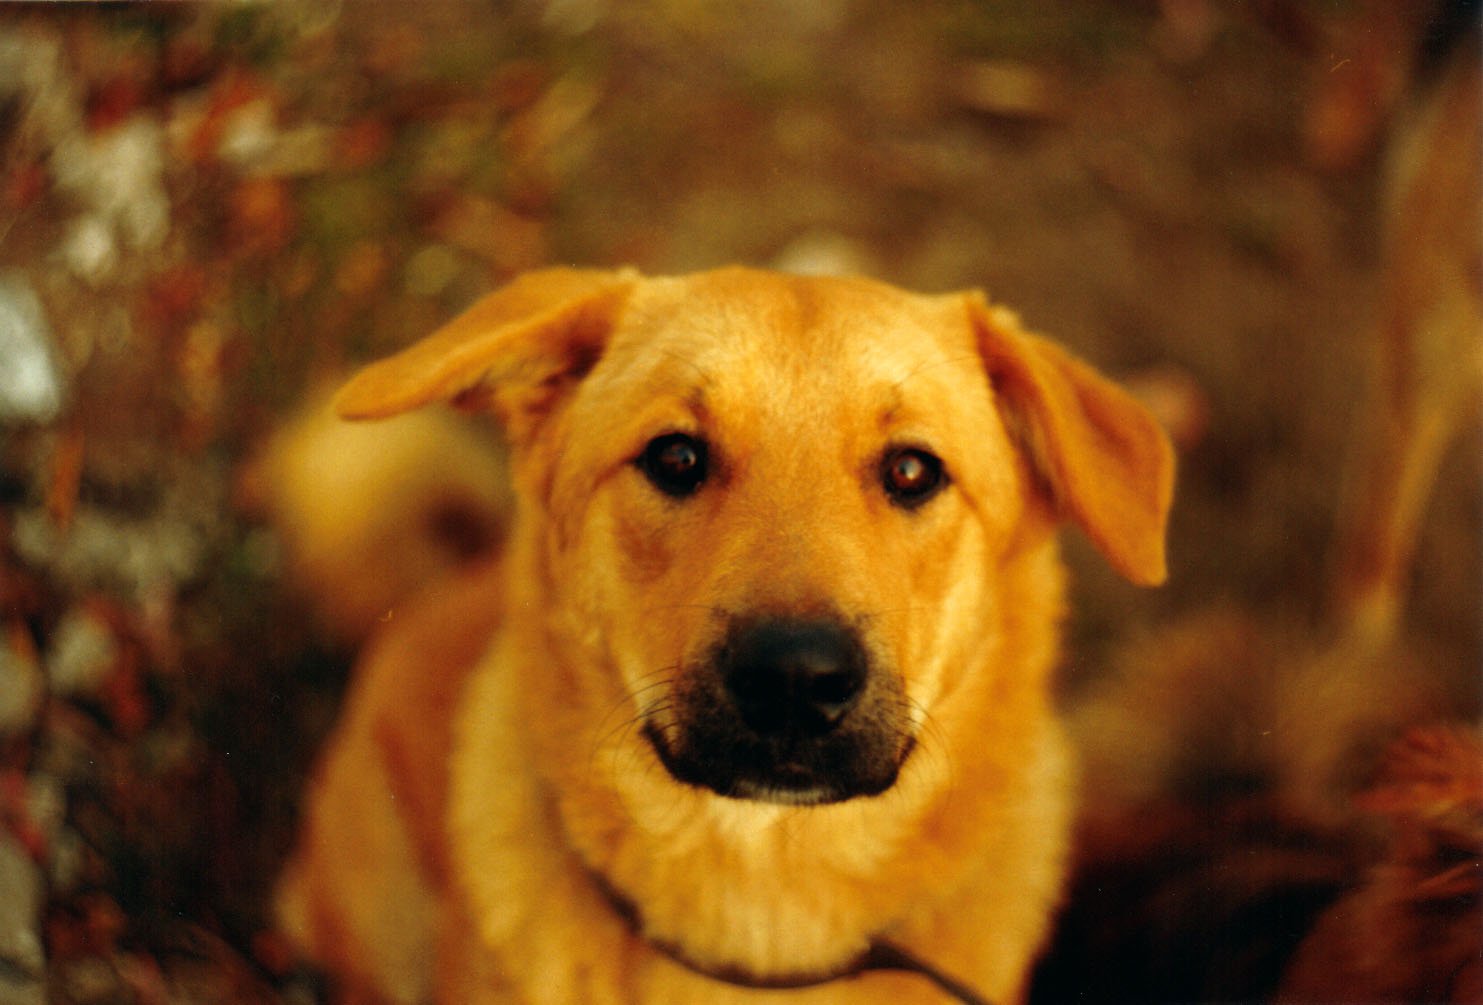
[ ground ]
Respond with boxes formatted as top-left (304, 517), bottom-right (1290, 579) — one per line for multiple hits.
top-left (0, 2), bottom-right (1477, 1002)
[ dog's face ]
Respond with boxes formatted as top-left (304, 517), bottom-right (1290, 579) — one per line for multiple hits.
top-left (542, 272), bottom-right (1031, 805)
top-left (335, 267), bottom-right (1173, 807)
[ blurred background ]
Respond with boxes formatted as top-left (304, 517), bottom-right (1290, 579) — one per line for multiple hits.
top-left (0, 1), bottom-right (1477, 1002)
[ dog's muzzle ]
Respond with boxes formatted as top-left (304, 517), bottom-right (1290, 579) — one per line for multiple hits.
top-left (645, 615), bottom-right (911, 805)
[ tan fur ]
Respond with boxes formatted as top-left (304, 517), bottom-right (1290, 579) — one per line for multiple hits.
top-left (276, 267), bottom-right (1173, 1004)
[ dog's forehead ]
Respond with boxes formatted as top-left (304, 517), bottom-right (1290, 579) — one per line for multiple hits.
top-left (607, 269), bottom-right (980, 399)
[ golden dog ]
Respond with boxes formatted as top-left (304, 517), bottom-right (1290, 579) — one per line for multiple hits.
top-left (275, 266), bottom-right (1174, 1004)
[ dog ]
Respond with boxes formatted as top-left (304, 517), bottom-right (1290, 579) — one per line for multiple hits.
top-left (273, 266), bottom-right (1174, 1004)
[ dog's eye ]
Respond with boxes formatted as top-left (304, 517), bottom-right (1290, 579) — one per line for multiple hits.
top-left (881, 446), bottom-right (946, 508)
top-left (637, 433), bottom-right (709, 498)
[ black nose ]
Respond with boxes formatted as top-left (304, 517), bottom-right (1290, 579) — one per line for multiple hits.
top-left (719, 618), bottom-right (868, 737)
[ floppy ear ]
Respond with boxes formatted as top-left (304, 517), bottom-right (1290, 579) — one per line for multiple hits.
top-left (334, 267), bottom-right (640, 444)
top-left (968, 293), bottom-right (1175, 586)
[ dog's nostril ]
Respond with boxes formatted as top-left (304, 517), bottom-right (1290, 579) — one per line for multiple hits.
top-left (720, 619), bottom-right (868, 736)
top-left (807, 668), bottom-right (861, 724)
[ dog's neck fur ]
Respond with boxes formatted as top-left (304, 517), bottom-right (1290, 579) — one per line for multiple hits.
top-left (586, 861), bottom-right (996, 1004)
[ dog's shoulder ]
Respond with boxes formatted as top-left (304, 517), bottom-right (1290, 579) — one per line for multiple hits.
top-left (355, 559), bottom-right (506, 881)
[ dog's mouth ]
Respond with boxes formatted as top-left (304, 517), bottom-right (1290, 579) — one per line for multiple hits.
top-left (641, 615), bottom-right (913, 806)
top-left (643, 721), bottom-right (912, 806)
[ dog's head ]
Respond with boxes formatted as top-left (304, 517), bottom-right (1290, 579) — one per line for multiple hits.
top-left (336, 267), bottom-right (1172, 806)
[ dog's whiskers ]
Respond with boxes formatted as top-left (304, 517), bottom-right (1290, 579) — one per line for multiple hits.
top-left (857, 604), bottom-right (937, 622)
top-left (901, 694), bottom-right (959, 804)
top-left (593, 707), bottom-right (662, 793)
top-left (594, 650), bottom-right (684, 773)
top-left (588, 665), bottom-right (681, 781)
top-left (634, 602), bottom-right (728, 621)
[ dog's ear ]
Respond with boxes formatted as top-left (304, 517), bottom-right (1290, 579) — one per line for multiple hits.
top-left (969, 293), bottom-right (1175, 586)
top-left (334, 267), bottom-right (639, 443)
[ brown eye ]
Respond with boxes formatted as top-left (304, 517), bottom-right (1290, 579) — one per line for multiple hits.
top-left (882, 446), bottom-right (946, 508)
top-left (638, 433), bottom-right (708, 498)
